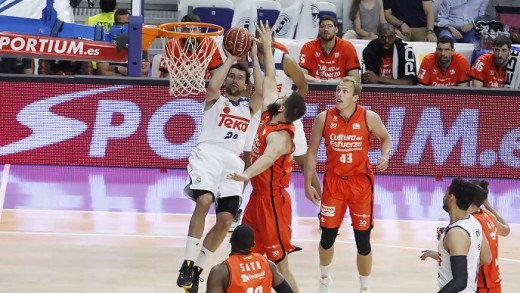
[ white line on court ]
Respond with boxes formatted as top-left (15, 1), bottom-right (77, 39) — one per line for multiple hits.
top-left (0, 229), bottom-right (518, 264)
top-left (0, 164), bottom-right (11, 221)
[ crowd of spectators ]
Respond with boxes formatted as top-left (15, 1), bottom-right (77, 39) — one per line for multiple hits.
top-left (1, 0), bottom-right (520, 89)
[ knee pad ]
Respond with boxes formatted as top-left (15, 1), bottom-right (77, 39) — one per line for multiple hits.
top-left (320, 227), bottom-right (339, 250)
top-left (354, 229), bottom-right (372, 256)
top-left (215, 196), bottom-right (240, 216)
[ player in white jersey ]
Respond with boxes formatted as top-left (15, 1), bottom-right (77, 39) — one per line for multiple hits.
top-left (420, 178), bottom-right (491, 293)
top-left (177, 43), bottom-right (264, 293)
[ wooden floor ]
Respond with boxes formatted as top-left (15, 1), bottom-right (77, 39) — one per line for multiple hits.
top-left (0, 210), bottom-right (518, 293)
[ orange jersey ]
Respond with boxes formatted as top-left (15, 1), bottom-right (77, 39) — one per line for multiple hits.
top-left (159, 37), bottom-right (223, 79)
top-left (380, 55), bottom-right (393, 78)
top-left (299, 37), bottom-right (361, 79)
top-left (225, 252), bottom-right (273, 293)
top-left (473, 209), bottom-right (501, 289)
top-left (250, 112), bottom-right (295, 194)
top-left (418, 52), bottom-right (470, 86)
top-left (323, 106), bottom-right (373, 177)
top-left (470, 52), bottom-right (506, 88)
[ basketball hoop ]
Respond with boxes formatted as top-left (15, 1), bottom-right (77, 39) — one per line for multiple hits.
top-left (151, 22), bottom-right (224, 97)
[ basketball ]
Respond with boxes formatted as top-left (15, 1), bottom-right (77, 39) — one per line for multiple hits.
top-left (223, 27), bottom-right (253, 57)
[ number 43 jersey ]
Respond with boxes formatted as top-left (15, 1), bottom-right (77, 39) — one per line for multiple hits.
top-left (197, 95), bottom-right (251, 156)
top-left (323, 105), bottom-right (373, 177)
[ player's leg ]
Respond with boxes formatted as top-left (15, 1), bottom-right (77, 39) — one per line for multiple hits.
top-left (275, 255), bottom-right (299, 293)
top-left (318, 174), bottom-right (348, 293)
top-left (348, 174), bottom-right (375, 293)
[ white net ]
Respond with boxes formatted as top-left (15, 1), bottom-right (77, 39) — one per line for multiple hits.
top-left (160, 35), bottom-right (219, 97)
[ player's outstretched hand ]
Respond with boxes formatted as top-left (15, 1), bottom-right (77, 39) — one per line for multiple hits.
top-left (255, 20), bottom-right (274, 48)
top-left (420, 250), bottom-right (439, 261)
top-left (376, 156), bottom-right (389, 171)
top-left (305, 185), bottom-right (321, 206)
top-left (223, 47), bottom-right (241, 62)
top-left (227, 173), bottom-right (250, 182)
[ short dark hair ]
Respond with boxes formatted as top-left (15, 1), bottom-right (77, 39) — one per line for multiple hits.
top-left (378, 23), bottom-right (395, 35)
top-left (469, 179), bottom-right (489, 207)
top-left (181, 13), bottom-right (201, 23)
top-left (283, 92), bottom-right (306, 122)
top-left (230, 224), bottom-right (255, 251)
top-left (115, 9), bottom-right (130, 17)
top-left (493, 34), bottom-right (512, 49)
top-left (229, 63), bottom-right (251, 83)
top-left (319, 15), bottom-right (337, 27)
top-left (448, 178), bottom-right (478, 211)
top-left (100, 0), bottom-right (116, 13)
top-left (437, 35), bottom-right (454, 49)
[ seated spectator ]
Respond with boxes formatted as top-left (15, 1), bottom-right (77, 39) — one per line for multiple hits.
top-left (417, 36), bottom-right (470, 86)
top-left (437, 0), bottom-right (488, 43)
top-left (299, 15), bottom-right (361, 83)
top-left (383, 0), bottom-right (437, 42)
top-left (0, 57), bottom-right (33, 74)
top-left (38, 60), bottom-right (92, 75)
top-left (362, 23), bottom-right (417, 85)
top-left (343, 0), bottom-right (387, 40)
top-left (97, 9), bottom-right (150, 77)
top-left (486, 0), bottom-right (520, 44)
top-left (471, 35), bottom-right (517, 88)
top-left (85, 0), bottom-right (116, 30)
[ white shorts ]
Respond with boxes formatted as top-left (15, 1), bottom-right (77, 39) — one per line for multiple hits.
top-left (243, 112), bottom-right (308, 157)
top-left (184, 144), bottom-right (245, 202)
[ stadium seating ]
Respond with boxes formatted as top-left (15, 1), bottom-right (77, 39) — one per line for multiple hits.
top-left (192, 0), bottom-right (235, 32)
top-left (316, 1), bottom-right (337, 20)
top-left (256, 0), bottom-right (282, 27)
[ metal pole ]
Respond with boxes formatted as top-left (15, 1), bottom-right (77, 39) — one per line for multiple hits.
top-left (127, 0), bottom-right (144, 77)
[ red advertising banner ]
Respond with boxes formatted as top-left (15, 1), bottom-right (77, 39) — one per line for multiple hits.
top-left (0, 32), bottom-right (127, 62)
top-left (1, 81), bottom-right (519, 178)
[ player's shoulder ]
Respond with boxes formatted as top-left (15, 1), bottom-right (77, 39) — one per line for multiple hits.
top-left (420, 53), bottom-right (437, 68)
top-left (337, 37), bottom-right (355, 48)
top-left (477, 51), bottom-right (494, 63)
top-left (302, 38), bottom-right (320, 50)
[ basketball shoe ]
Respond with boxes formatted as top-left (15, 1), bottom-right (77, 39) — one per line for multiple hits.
top-left (185, 266), bottom-right (203, 293)
top-left (318, 276), bottom-right (333, 293)
top-left (177, 260), bottom-right (194, 288)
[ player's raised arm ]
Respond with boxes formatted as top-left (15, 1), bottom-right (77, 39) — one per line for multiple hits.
top-left (258, 22), bottom-right (279, 113)
top-left (205, 50), bottom-right (241, 110)
top-left (304, 111), bottom-right (326, 206)
top-left (366, 110), bottom-right (391, 171)
top-left (483, 199), bottom-right (511, 237)
top-left (248, 42), bottom-right (263, 115)
top-left (282, 55), bottom-right (308, 97)
top-left (227, 130), bottom-right (292, 182)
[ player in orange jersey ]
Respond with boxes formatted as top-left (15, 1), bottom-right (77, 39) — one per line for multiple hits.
top-left (228, 22), bottom-right (306, 293)
top-left (468, 180), bottom-right (510, 293)
top-left (159, 13), bottom-right (223, 79)
top-left (206, 224), bottom-right (294, 293)
top-left (470, 35), bottom-right (512, 88)
top-left (417, 36), bottom-right (470, 86)
top-left (304, 76), bottom-right (392, 293)
top-left (299, 15), bottom-right (361, 83)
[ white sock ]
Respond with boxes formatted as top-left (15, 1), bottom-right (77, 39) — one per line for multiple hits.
top-left (184, 236), bottom-right (200, 261)
top-left (360, 275), bottom-right (370, 291)
top-left (320, 264), bottom-right (331, 279)
top-left (195, 246), bottom-right (214, 270)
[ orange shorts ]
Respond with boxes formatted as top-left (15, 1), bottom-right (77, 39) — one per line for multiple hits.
top-left (478, 284), bottom-right (501, 293)
top-left (242, 189), bottom-right (295, 262)
top-left (320, 172), bottom-right (374, 230)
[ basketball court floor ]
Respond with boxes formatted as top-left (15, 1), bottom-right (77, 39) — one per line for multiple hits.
top-left (0, 164), bottom-right (519, 293)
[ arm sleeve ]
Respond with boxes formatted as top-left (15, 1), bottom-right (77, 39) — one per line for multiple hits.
top-left (438, 255), bottom-right (468, 293)
top-left (470, 55), bottom-right (487, 81)
top-left (456, 55), bottom-right (471, 83)
top-left (273, 280), bottom-right (294, 293)
top-left (417, 56), bottom-right (431, 85)
top-left (362, 44), bottom-right (378, 72)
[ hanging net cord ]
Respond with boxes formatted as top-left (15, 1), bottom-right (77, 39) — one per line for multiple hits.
top-left (160, 35), bottom-right (218, 96)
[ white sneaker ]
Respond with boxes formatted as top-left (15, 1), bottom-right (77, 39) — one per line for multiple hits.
top-left (318, 276), bottom-right (333, 293)
top-left (228, 209), bottom-right (243, 232)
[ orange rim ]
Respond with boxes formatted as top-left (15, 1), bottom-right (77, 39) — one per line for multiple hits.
top-left (157, 22), bottom-right (224, 38)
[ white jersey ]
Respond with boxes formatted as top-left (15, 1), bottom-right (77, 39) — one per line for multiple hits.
top-left (197, 95), bottom-right (251, 156)
top-left (438, 215), bottom-right (483, 293)
top-left (248, 48), bottom-right (293, 96)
